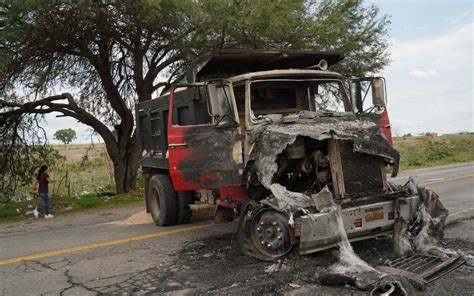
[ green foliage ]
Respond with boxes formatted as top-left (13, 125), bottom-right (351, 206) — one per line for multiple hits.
top-left (396, 134), bottom-right (474, 171)
top-left (306, 0), bottom-right (391, 78)
top-left (54, 128), bottom-right (77, 145)
top-left (1, 0), bottom-right (390, 104)
top-left (1, 0), bottom-right (391, 194)
top-left (185, 0), bottom-right (390, 78)
top-left (189, 0), bottom-right (309, 50)
top-left (0, 191), bottom-right (143, 221)
top-left (75, 194), bottom-right (103, 209)
top-left (0, 122), bottom-right (60, 202)
top-left (0, 203), bottom-right (21, 219)
top-left (403, 140), bottom-right (453, 167)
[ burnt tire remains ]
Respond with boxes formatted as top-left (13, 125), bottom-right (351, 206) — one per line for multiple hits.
top-left (148, 174), bottom-right (177, 226)
top-left (239, 205), bottom-right (293, 261)
top-left (176, 191), bottom-right (193, 224)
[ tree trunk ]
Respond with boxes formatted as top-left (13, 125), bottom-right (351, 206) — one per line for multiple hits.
top-left (106, 134), bottom-right (141, 195)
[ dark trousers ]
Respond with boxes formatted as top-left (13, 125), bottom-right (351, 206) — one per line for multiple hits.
top-left (38, 192), bottom-right (50, 215)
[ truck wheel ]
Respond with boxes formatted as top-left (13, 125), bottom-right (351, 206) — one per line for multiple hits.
top-left (148, 174), bottom-right (177, 226)
top-left (239, 205), bottom-right (293, 261)
top-left (176, 191), bottom-right (193, 224)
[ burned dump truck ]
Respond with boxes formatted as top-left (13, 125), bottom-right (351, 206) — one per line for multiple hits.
top-left (136, 49), bottom-right (442, 261)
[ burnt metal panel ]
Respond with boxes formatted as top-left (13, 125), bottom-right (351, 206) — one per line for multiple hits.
top-left (137, 86), bottom-right (212, 171)
top-left (328, 139), bottom-right (345, 199)
top-left (187, 49), bottom-right (345, 83)
top-left (177, 126), bottom-right (242, 188)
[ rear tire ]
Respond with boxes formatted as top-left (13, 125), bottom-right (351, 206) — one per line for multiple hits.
top-left (176, 191), bottom-right (193, 224)
top-left (148, 174), bottom-right (177, 226)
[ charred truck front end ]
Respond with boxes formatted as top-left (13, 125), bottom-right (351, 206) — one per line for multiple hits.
top-left (136, 50), bottom-right (420, 260)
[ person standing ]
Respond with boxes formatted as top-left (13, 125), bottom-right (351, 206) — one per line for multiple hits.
top-left (35, 165), bottom-right (55, 218)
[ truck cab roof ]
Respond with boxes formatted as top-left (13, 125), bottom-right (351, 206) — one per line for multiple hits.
top-left (186, 49), bottom-right (344, 83)
top-left (227, 69), bottom-right (343, 84)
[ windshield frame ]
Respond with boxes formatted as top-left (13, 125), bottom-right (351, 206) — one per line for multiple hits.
top-left (206, 80), bottom-right (240, 126)
top-left (245, 78), bottom-right (352, 126)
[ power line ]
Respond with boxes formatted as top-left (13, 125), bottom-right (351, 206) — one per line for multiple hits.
top-left (392, 116), bottom-right (472, 128)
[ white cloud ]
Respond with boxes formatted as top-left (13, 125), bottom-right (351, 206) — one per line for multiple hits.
top-left (390, 23), bottom-right (473, 70)
top-left (382, 22), bottom-right (473, 135)
top-left (408, 69), bottom-right (439, 78)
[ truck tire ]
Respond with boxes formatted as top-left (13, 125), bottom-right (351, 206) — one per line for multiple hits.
top-left (176, 191), bottom-right (193, 224)
top-left (148, 174), bottom-right (177, 226)
top-left (239, 205), bottom-right (293, 261)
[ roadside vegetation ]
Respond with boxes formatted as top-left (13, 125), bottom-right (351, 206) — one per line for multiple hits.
top-left (394, 133), bottom-right (474, 171)
top-left (0, 143), bottom-right (143, 221)
top-left (0, 192), bottom-right (143, 220)
top-left (1, 133), bottom-right (472, 221)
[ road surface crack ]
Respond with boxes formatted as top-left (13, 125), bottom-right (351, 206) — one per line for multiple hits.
top-left (59, 269), bottom-right (97, 296)
top-left (20, 260), bottom-right (57, 272)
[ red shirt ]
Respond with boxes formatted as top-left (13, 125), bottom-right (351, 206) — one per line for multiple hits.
top-left (38, 172), bottom-right (49, 193)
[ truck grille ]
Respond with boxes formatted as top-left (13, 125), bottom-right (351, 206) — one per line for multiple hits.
top-left (339, 142), bottom-right (384, 195)
top-left (387, 254), bottom-right (464, 282)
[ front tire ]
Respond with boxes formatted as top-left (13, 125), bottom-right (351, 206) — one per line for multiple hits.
top-left (239, 205), bottom-right (293, 261)
top-left (148, 174), bottom-right (177, 226)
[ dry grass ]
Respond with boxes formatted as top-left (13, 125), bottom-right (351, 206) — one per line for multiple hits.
top-left (53, 143), bottom-right (108, 163)
top-left (49, 143), bottom-right (115, 197)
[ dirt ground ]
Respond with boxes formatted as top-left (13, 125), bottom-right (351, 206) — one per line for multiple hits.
top-left (85, 220), bottom-right (473, 295)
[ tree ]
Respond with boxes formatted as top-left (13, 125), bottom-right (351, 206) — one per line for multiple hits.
top-left (0, 113), bottom-right (59, 202)
top-left (54, 128), bottom-right (77, 145)
top-left (0, 0), bottom-right (390, 194)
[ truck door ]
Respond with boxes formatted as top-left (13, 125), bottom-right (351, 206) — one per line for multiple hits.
top-left (167, 82), bottom-right (243, 191)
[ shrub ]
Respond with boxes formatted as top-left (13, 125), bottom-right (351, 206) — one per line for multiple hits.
top-left (404, 139), bottom-right (454, 167)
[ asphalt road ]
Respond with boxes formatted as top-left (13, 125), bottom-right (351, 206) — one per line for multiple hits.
top-left (0, 162), bottom-right (473, 295)
top-left (392, 162), bottom-right (474, 215)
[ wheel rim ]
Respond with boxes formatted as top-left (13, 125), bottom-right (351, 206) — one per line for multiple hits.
top-left (250, 209), bottom-right (293, 259)
top-left (150, 188), bottom-right (161, 220)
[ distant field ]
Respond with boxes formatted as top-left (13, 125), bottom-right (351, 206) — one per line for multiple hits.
top-left (54, 143), bottom-right (108, 163)
top-left (13, 134), bottom-right (473, 198)
top-left (49, 143), bottom-right (115, 197)
top-left (2, 133), bottom-right (472, 220)
top-left (50, 134), bottom-right (474, 195)
top-left (394, 133), bottom-right (474, 171)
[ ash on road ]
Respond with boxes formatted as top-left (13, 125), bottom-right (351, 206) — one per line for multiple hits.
top-left (83, 221), bottom-right (474, 295)
top-left (2, 219), bottom-right (471, 295)
top-left (0, 163), bottom-right (473, 295)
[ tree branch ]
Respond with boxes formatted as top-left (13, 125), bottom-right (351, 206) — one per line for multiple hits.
top-left (1, 93), bottom-right (117, 150)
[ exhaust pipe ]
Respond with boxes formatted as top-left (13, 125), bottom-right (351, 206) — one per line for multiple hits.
top-left (370, 283), bottom-right (397, 296)
top-left (307, 59), bottom-right (328, 70)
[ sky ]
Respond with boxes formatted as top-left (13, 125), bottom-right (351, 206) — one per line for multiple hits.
top-left (372, 0), bottom-right (473, 136)
top-left (43, 0), bottom-right (473, 143)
